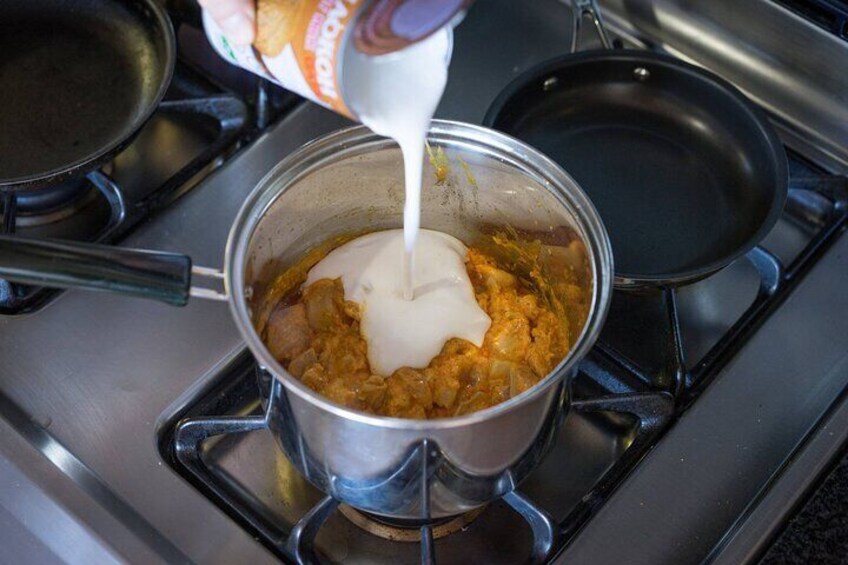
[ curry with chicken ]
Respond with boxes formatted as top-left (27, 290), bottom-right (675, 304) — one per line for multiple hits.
top-left (261, 232), bottom-right (591, 419)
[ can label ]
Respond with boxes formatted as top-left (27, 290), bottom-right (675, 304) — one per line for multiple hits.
top-left (203, 0), bottom-right (360, 118)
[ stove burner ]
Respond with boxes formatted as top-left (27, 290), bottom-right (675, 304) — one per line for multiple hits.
top-left (9, 163), bottom-right (119, 228)
top-left (15, 178), bottom-right (90, 214)
top-left (10, 181), bottom-right (99, 227)
top-left (167, 356), bottom-right (672, 563)
top-left (339, 505), bottom-right (484, 542)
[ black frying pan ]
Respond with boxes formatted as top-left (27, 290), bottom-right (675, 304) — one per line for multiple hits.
top-left (484, 0), bottom-right (787, 289)
top-left (0, 0), bottom-right (175, 192)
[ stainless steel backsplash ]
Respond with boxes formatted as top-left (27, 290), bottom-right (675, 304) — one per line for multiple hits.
top-left (597, 0), bottom-right (848, 174)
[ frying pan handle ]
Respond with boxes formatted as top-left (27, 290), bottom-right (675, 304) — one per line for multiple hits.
top-left (0, 236), bottom-right (227, 306)
top-left (571, 0), bottom-right (613, 52)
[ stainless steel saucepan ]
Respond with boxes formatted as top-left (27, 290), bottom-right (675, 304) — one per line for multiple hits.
top-left (0, 121), bottom-right (614, 521)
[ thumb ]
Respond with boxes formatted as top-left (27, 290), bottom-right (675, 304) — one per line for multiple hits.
top-left (199, 0), bottom-right (256, 45)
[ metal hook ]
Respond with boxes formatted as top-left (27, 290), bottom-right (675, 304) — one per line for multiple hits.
top-left (571, 0), bottom-right (613, 52)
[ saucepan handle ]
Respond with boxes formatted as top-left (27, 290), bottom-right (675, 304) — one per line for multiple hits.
top-left (0, 236), bottom-right (227, 306)
top-left (570, 0), bottom-right (613, 52)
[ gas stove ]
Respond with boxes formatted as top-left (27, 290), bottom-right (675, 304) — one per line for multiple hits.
top-left (1, 1), bottom-right (847, 564)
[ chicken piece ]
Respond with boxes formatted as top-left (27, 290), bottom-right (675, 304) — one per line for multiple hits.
top-left (485, 311), bottom-right (531, 361)
top-left (488, 359), bottom-right (513, 383)
top-left (540, 240), bottom-right (588, 274)
top-left (467, 363), bottom-right (487, 388)
top-left (427, 370), bottom-right (460, 409)
top-left (384, 368), bottom-right (432, 418)
top-left (473, 290), bottom-right (491, 313)
top-left (561, 283), bottom-right (584, 305)
top-left (322, 376), bottom-right (359, 408)
top-left (484, 359), bottom-right (514, 404)
top-left (441, 338), bottom-right (477, 357)
top-left (527, 310), bottom-right (568, 377)
top-left (316, 330), bottom-right (369, 376)
top-left (424, 338), bottom-right (480, 409)
top-left (509, 363), bottom-right (538, 398)
top-left (518, 294), bottom-right (540, 321)
top-left (301, 363), bottom-right (328, 391)
top-left (265, 303), bottom-right (312, 361)
top-left (302, 278), bottom-right (347, 332)
top-left (453, 392), bottom-right (490, 416)
top-left (480, 282), bottom-right (534, 362)
top-left (344, 300), bottom-right (362, 322)
top-left (288, 348), bottom-right (317, 378)
top-left (356, 375), bottom-right (388, 411)
top-left (526, 342), bottom-right (553, 378)
top-left (473, 263), bottom-right (517, 293)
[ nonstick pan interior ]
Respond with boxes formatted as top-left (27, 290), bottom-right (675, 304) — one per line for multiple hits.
top-left (486, 51), bottom-right (787, 286)
top-left (0, 0), bottom-right (175, 190)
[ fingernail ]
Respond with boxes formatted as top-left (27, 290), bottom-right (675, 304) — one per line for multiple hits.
top-left (221, 11), bottom-right (255, 45)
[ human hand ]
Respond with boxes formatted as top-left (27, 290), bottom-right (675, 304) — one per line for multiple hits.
top-left (197, 0), bottom-right (256, 45)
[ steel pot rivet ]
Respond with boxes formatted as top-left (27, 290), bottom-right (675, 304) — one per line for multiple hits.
top-left (543, 77), bottom-right (558, 91)
top-left (633, 67), bottom-right (650, 82)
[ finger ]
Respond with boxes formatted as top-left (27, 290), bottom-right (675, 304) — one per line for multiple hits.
top-left (198, 0), bottom-right (256, 45)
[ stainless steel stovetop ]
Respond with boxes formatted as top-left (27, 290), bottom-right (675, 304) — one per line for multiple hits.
top-left (1, 1), bottom-right (847, 564)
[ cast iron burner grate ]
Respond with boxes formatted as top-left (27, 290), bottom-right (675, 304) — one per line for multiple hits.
top-left (163, 355), bottom-right (671, 564)
top-left (0, 61), bottom-right (256, 315)
top-left (159, 150), bottom-right (846, 564)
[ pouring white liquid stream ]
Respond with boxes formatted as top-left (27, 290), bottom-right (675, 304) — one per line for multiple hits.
top-left (306, 230), bottom-right (491, 375)
top-left (345, 29), bottom-right (451, 300)
top-left (306, 30), bottom-right (491, 375)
